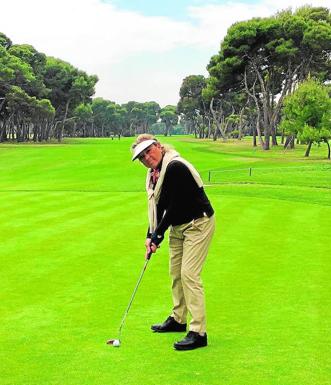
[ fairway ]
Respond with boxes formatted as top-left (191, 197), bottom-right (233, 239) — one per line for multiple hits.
top-left (0, 137), bottom-right (330, 385)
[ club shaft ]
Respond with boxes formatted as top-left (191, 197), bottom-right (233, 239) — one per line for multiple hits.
top-left (118, 258), bottom-right (150, 338)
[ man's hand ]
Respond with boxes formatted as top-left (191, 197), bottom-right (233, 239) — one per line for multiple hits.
top-left (145, 238), bottom-right (157, 259)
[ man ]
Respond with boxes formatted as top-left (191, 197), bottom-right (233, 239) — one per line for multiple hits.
top-left (132, 134), bottom-right (215, 350)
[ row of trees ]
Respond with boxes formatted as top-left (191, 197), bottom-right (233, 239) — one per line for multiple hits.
top-left (0, 33), bottom-right (98, 142)
top-left (177, 6), bottom-right (331, 155)
top-left (73, 99), bottom-right (179, 138)
top-left (1, 5), bottom-right (330, 155)
top-left (0, 33), bottom-right (180, 142)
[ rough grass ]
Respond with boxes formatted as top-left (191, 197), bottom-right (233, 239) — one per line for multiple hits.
top-left (0, 136), bottom-right (330, 385)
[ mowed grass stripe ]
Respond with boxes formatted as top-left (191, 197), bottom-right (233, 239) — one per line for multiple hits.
top-left (208, 184), bottom-right (331, 206)
top-left (1, 190), bottom-right (148, 281)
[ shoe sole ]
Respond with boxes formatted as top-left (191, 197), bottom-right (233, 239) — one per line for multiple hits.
top-left (151, 328), bottom-right (186, 333)
top-left (174, 343), bottom-right (207, 351)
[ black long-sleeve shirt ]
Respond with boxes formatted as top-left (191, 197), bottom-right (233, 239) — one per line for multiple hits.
top-left (149, 160), bottom-right (214, 245)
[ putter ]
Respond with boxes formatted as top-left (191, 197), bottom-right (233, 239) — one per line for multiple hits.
top-left (107, 251), bottom-right (152, 347)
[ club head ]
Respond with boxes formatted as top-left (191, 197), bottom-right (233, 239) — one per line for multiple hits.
top-left (106, 339), bottom-right (121, 347)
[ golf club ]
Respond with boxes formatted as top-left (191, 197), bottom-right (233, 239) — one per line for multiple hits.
top-left (107, 251), bottom-right (152, 347)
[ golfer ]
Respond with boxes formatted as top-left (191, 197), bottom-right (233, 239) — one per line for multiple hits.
top-left (131, 134), bottom-right (215, 350)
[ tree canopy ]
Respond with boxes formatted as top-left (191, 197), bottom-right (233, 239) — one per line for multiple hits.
top-left (177, 6), bottom-right (331, 148)
top-left (0, 32), bottom-right (164, 142)
top-left (280, 78), bottom-right (331, 158)
top-left (0, 32), bottom-right (99, 142)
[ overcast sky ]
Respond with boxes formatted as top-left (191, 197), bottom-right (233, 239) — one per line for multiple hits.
top-left (1, 0), bottom-right (330, 107)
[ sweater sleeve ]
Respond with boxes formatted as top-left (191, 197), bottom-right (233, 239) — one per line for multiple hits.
top-left (150, 161), bottom-right (198, 245)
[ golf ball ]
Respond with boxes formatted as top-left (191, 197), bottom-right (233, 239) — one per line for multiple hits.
top-left (113, 339), bottom-right (120, 347)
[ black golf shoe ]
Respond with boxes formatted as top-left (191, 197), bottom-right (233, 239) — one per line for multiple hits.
top-left (174, 331), bottom-right (207, 350)
top-left (151, 316), bottom-right (187, 333)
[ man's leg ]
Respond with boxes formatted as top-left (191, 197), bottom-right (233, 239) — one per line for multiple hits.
top-left (181, 215), bottom-right (215, 334)
top-left (169, 226), bottom-right (188, 324)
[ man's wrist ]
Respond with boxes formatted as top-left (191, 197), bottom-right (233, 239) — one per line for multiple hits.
top-left (151, 232), bottom-right (164, 246)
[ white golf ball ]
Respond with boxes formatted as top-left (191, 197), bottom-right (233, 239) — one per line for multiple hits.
top-left (113, 339), bottom-right (120, 347)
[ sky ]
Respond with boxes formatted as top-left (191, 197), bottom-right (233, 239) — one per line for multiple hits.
top-left (1, 0), bottom-right (330, 107)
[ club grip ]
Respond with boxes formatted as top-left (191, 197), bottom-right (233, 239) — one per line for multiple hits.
top-left (146, 251), bottom-right (152, 260)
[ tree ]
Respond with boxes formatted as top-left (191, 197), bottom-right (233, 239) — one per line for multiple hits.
top-left (8, 44), bottom-right (47, 98)
top-left (280, 78), bottom-right (331, 158)
top-left (121, 101), bottom-right (160, 135)
top-left (0, 45), bottom-right (36, 98)
top-left (6, 86), bottom-right (33, 141)
top-left (0, 32), bottom-right (100, 142)
top-left (0, 32), bottom-right (12, 49)
top-left (122, 101), bottom-right (143, 135)
top-left (43, 57), bottom-right (98, 141)
top-left (177, 75), bottom-right (208, 138)
top-left (31, 99), bottom-right (55, 142)
top-left (141, 101), bottom-right (161, 133)
top-left (111, 104), bottom-right (127, 137)
top-left (74, 103), bottom-right (93, 137)
top-left (90, 97), bottom-right (114, 137)
top-left (206, 6), bottom-right (331, 149)
top-left (0, 45), bottom-right (36, 140)
top-left (5, 86), bottom-right (55, 142)
top-left (160, 105), bottom-right (178, 136)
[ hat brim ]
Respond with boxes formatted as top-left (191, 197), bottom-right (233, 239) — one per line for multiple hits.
top-left (132, 139), bottom-right (156, 161)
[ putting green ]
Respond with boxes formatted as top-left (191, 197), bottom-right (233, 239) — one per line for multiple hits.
top-left (0, 137), bottom-right (330, 385)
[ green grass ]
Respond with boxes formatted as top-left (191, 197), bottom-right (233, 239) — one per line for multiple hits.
top-left (0, 136), bottom-right (330, 385)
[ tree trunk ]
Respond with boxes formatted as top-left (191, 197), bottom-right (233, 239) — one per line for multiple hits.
top-left (244, 70), bottom-right (264, 147)
top-left (305, 140), bottom-right (313, 157)
top-left (0, 119), bottom-right (7, 142)
top-left (252, 124), bottom-right (257, 147)
top-left (0, 98), bottom-right (5, 112)
top-left (238, 106), bottom-right (246, 140)
top-left (164, 122), bottom-right (172, 136)
top-left (271, 126), bottom-right (278, 146)
top-left (263, 132), bottom-right (270, 150)
top-left (210, 98), bottom-right (226, 139)
top-left (284, 135), bottom-right (295, 149)
top-left (207, 118), bottom-right (211, 138)
top-left (325, 139), bottom-right (330, 160)
top-left (58, 99), bottom-right (70, 142)
top-left (129, 122), bottom-right (134, 136)
top-left (45, 121), bottom-right (52, 140)
top-left (33, 123), bottom-right (38, 142)
top-left (251, 62), bottom-right (270, 150)
top-left (281, 130), bottom-right (284, 144)
top-left (269, 62), bottom-right (302, 144)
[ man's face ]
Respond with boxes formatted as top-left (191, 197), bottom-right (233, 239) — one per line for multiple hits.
top-left (138, 143), bottom-right (163, 169)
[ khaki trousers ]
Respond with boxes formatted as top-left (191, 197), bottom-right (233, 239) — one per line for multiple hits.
top-left (169, 214), bottom-right (215, 334)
